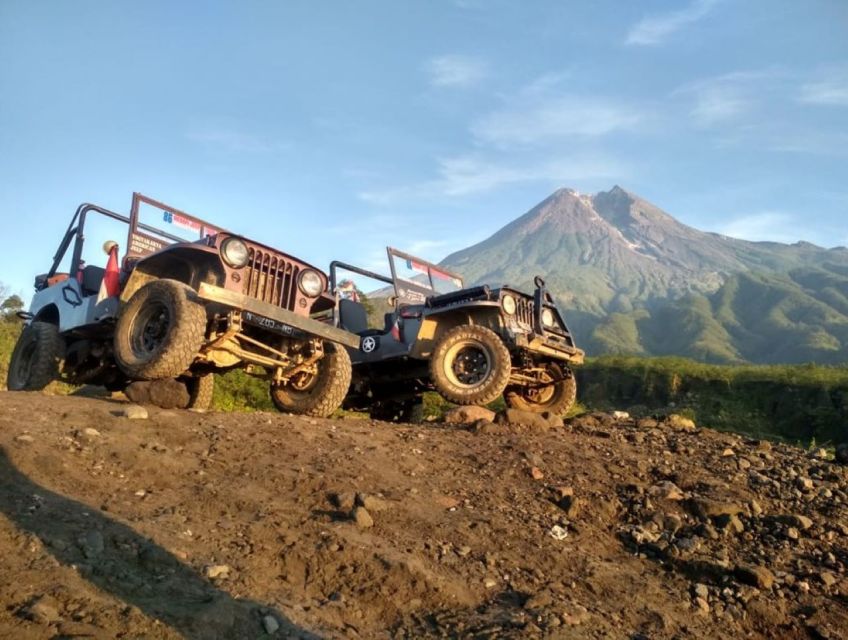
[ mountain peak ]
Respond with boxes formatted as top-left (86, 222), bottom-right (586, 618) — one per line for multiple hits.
top-left (440, 187), bottom-right (848, 365)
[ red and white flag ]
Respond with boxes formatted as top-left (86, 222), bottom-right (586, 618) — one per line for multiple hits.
top-left (97, 242), bottom-right (121, 303)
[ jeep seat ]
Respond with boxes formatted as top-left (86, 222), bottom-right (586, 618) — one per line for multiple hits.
top-left (80, 265), bottom-right (106, 296)
top-left (339, 299), bottom-right (385, 337)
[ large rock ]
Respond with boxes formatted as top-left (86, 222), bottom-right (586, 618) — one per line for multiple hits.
top-left (443, 405), bottom-right (496, 425)
top-left (125, 379), bottom-right (190, 409)
top-left (495, 409), bottom-right (551, 431)
top-left (735, 565), bottom-right (775, 590)
top-left (23, 595), bottom-right (61, 624)
top-left (352, 506), bottom-right (374, 528)
top-left (686, 498), bottom-right (744, 521)
top-left (665, 414), bottom-right (697, 431)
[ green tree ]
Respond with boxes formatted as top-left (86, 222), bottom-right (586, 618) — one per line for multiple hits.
top-left (1, 294), bottom-right (24, 321)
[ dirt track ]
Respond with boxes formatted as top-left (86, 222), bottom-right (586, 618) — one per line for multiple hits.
top-left (0, 391), bottom-right (846, 639)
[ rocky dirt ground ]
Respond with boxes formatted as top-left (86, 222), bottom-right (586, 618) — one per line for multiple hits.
top-left (0, 391), bottom-right (847, 639)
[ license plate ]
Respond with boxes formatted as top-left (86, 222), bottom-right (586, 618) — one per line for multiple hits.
top-left (243, 311), bottom-right (307, 339)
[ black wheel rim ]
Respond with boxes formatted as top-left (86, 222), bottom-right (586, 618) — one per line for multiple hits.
top-left (445, 341), bottom-right (492, 388)
top-left (131, 302), bottom-right (171, 357)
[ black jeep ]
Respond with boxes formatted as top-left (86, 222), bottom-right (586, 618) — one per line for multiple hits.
top-left (330, 247), bottom-right (584, 420)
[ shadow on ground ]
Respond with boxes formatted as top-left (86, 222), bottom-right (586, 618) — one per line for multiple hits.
top-left (0, 446), bottom-right (318, 639)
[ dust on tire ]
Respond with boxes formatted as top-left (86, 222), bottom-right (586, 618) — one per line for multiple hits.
top-left (429, 325), bottom-right (511, 406)
top-left (7, 321), bottom-right (64, 391)
top-left (270, 343), bottom-right (352, 418)
top-left (114, 279), bottom-right (207, 380)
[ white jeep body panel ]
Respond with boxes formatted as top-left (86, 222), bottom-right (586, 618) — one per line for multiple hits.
top-left (28, 279), bottom-right (119, 333)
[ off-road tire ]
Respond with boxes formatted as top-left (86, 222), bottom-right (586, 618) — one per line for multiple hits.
top-left (430, 325), bottom-right (511, 406)
top-left (114, 279), bottom-right (207, 380)
top-left (182, 373), bottom-right (214, 411)
top-left (504, 363), bottom-right (577, 416)
top-left (7, 322), bottom-right (63, 391)
top-left (270, 343), bottom-right (352, 418)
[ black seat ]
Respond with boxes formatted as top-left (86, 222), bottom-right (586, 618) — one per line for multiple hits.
top-left (384, 312), bottom-right (401, 333)
top-left (339, 299), bottom-right (371, 335)
top-left (80, 265), bottom-right (106, 296)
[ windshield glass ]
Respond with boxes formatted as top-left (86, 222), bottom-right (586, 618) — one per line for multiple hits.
top-left (390, 252), bottom-right (463, 294)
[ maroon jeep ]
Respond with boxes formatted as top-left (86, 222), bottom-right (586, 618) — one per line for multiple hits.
top-left (8, 193), bottom-right (359, 416)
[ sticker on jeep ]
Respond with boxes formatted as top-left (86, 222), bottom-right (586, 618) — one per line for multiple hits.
top-left (361, 336), bottom-right (378, 353)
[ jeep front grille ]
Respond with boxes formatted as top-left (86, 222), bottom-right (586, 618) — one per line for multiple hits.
top-left (243, 248), bottom-right (299, 310)
top-left (515, 297), bottom-right (534, 327)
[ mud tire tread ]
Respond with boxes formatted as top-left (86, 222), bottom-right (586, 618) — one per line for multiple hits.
top-left (184, 373), bottom-right (214, 411)
top-left (7, 321), bottom-right (63, 391)
top-left (429, 325), bottom-right (511, 406)
top-left (114, 279), bottom-right (207, 380)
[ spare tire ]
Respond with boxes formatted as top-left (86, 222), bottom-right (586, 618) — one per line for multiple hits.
top-left (114, 279), bottom-right (207, 380)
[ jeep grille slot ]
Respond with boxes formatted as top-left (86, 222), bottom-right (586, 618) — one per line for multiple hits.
top-left (516, 297), bottom-right (534, 326)
top-left (244, 248), bottom-right (299, 310)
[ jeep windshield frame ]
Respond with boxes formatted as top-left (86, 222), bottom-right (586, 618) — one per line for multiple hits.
top-left (329, 247), bottom-right (464, 307)
top-left (386, 247), bottom-right (464, 305)
top-left (126, 193), bottom-right (225, 260)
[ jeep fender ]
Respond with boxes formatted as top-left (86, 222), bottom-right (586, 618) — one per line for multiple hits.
top-left (409, 303), bottom-right (503, 359)
top-left (27, 281), bottom-right (87, 332)
top-left (121, 245), bottom-right (225, 302)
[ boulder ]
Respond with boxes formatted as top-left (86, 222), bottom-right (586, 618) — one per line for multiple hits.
top-left (495, 409), bottom-right (551, 431)
top-left (443, 405), bottom-right (496, 424)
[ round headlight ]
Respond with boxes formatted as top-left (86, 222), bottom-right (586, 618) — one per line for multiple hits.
top-left (221, 237), bottom-right (249, 268)
top-left (298, 269), bottom-right (324, 297)
top-left (502, 294), bottom-right (516, 315)
top-left (541, 308), bottom-right (556, 328)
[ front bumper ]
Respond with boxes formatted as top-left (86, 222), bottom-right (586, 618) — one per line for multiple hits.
top-left (514, 331), bottom-right (585, 364)
top-left (197, 282), bottom-right (361, 349)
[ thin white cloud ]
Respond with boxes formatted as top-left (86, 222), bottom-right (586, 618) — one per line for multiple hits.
top-left (405, 238), bottom-right (452, 255)
top-left (425, 54), bottom-right (487, 88)
top-left (767, 129), bottom-right (848, 156)
top-left (469, 75), bottom-right (644, 146)
top-left (626, 0), bottom-right (720, 46)
top-left (675, 70), bottom-right (779, 127)
top-left (799, 68), bottom-right (848, 106)
top-left (718, 212), bottom-right (802, 244)
top-left (472, 96), bottom-right (642, 145)
top-left (359, 154), bottom-right (628, 205)
top-left (186, 124), bottom-right (285, 153)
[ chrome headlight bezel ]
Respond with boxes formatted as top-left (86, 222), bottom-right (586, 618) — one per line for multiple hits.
top-left (502, 294), bottom-right (517, 315)
top-left (220, 237), bottom-right (249, 268)
top-left (541, 307), bottom-right (556, 328)
top-left (298, 269), bottom-right (324, 297)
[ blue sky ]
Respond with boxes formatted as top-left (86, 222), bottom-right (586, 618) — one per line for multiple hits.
top-left (1, 0), bottom-right (846, 300)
